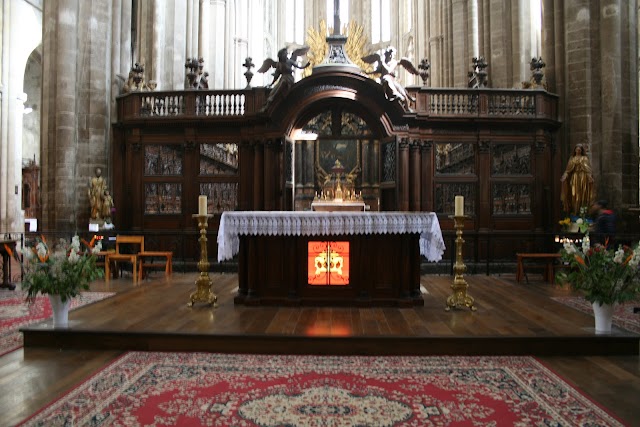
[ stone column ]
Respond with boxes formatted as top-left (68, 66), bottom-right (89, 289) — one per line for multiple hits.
top-left (0, 0), bottom-right (41, 232)
top-left (187, 0), bottom-right (200, 57)
top-left (452, 0), bottom-right (468, 87)
top-left (41, 0), bottom-right (80, 231)
top-left (41, 0), bottom-right (112, 231)
top-left (210, 0), bottom-right (226, 88)
top-left (199, 0), bottom-right (210, 59)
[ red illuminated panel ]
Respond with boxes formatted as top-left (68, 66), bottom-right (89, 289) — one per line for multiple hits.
top-left (308, 241), bottom-right (350, 286)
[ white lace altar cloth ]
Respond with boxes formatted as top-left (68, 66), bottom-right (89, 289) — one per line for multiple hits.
top-left (217, 211), bottom-right (445, 262)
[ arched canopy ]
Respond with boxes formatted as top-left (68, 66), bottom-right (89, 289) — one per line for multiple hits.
top-left (267, 70), bottom-right (406, 139)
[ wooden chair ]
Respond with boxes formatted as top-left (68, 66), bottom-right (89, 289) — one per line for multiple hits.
top-left (105, 235), bottom-right (144, 282)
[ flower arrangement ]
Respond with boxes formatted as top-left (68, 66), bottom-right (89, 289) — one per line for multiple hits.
top-left (556, 233), bottom-right (640, 305)
top-left (558, 217), bottom-right (571, 230)
top-left (5, 235), bottom-right (104, 303)
top-left (560, 206), bottom-right (592, 233)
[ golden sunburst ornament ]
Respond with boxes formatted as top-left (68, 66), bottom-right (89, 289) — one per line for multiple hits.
top-left (344, 21), bottom-right (372, 74)
top-left (304, 20), bottom-right (372, 77)
top-left (304, 20), bottom-right (329, 77)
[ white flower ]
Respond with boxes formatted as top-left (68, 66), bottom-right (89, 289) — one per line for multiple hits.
top-left (71, 236), bottom-right (81, 252)
top-left (91, 240), bottom-right (103, 254)
top-left (576, 218), bottom-right (583, 225)
top-left (581, 235), bottom-right (590, 253)
top-left (36, 242), bottom-right (47, 259)
top-left (67, 249), bottom-right (80, 263)
top-left (563, 241), bottom-right (577, 254)
top-left (613, 247), bottom-right (625, 264)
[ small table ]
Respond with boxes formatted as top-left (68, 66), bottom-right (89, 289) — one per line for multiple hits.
top-left (0, 240), bottom-right (17, 290)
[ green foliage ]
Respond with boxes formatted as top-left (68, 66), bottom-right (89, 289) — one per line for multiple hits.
top-left (17, 235), bottom-right (104, 303)
top-left (556, 233), bottom-right (640, 305)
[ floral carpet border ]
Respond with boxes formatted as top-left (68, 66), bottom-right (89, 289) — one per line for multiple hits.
top-left (551, 297), bottom-right (640, 335)
top-left (0, 291), bottom-right (115, 356)
top-left (20, 352), bottom-right (626, 426)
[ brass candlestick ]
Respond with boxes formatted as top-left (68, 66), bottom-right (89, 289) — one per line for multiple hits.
top-left (188, 214), bottom-right (217, 307)
top-left (445, 215), bottom-right (476, 311)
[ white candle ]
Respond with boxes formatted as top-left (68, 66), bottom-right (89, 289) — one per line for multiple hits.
top-left (454, 195), bottom-right (464, 216)
top-left (198, 195), bottom-right (207, 215)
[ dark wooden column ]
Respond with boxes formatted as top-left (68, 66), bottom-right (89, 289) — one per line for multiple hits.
top-left (399, 138), bottom-right (410, 211)
top-left (274, 138), bottom-right (284, 211)
top-left (264, 139), bottom-right (275, 211)
top-left (304, 140), bottom-right (315, 188)
top-left (183, 140), bottom-right (198, 225)
top-left (534, 131), bottom-right (548, 231)
top-left (253, 141), bottom-right (264, 210)
top-left (130, 140), bottom-right (143, 231)
top-left (238, 141), bottom-right (253, 211)
top-left (421, 140), bottom-right (433, 211)
top-left (361, 139), bottom-right (370, 186)
top-left (410, 140), bottom-right (421, 211)
top-left (477, 139), bottom-right (491, 230)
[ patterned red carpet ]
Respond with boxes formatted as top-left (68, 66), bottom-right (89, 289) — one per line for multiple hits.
top-left (21, 352), bottom-right (625, 426)
top-left (552, 297), bottom-right (640, 334)
top-left (0, 291), bottom-right (115, 356)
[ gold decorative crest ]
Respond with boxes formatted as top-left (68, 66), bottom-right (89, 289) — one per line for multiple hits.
top-left (344, 21), bottom-right (373, 74)
top-left (304, 20), bottom-right (372, 78)
top-left (304, 20), bottom-right (329, 77)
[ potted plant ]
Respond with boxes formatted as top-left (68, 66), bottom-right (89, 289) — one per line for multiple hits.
top-left (556, 232), bottom-right (640, 333)
top-left (9, 235), bottom-right (104, 327)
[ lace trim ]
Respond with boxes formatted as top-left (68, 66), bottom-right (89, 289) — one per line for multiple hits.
top-left (217, 211), bottom-right (445, 262)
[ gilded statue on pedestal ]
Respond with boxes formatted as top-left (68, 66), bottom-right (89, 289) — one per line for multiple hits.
top-left (89, 167), bottom-right (115, 228)
top-left (561, 143), bottom-right (595, 216)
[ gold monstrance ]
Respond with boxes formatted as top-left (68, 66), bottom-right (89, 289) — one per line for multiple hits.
top-left (188, 213), bottom-right (217, 307)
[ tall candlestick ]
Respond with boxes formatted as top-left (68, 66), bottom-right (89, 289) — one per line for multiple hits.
top-left (198, 195), bottom-right (207, 215)
top-left (454, 195), bottom-right (464, 216)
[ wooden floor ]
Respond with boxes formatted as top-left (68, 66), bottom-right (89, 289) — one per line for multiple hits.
top-left (2, 272), bottom-right (640, 426)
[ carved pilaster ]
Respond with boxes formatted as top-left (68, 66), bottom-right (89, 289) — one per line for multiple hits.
top-left (184, 140), bottom-right (197, 151)
top-left (421, 140), bottom-right (433, 211)
top-left (399, 137), bottom-right (410, 211)
top-left (410, 139), bottom-right (421, 211)
top-left (478, 140), bottom-right (491, 154)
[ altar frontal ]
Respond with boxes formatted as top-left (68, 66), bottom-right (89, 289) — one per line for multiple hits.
top-left (218, 211), bottom-right (445, 307)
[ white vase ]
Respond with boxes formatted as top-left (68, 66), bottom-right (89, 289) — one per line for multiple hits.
top-left (591, 301), bottom-right (614, 333)
top-left (48, 294), bottom-right (71, 328)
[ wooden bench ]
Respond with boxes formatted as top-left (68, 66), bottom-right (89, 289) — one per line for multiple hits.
top-left (137, 251), bottom-right (173, 280)
top-left (516, 253), bottom-right (561, 284)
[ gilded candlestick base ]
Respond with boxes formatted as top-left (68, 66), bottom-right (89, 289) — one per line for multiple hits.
top-left (188, 214), bottom-right (218, 307)
top-left (445, 215), bottom-right (476, 311)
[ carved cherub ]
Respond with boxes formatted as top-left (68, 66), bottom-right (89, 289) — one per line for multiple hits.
top-left (258, 46), bottom-right (310, 111)
top-left (362, 47), bottom-right (419, 111)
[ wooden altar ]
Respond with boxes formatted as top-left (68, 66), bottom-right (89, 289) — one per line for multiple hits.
top-left (217, 211), bottom-right (445, 306)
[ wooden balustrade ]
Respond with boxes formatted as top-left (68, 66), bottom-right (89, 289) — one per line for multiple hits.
top-left (117, 87), bottom-right (558, 122)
